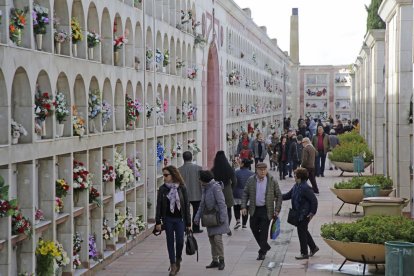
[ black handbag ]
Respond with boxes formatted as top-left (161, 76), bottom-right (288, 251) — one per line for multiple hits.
top-left (185, 230), bottom-right (198, 261)
top-left (201, 208), bottom-right (220, 227)
top-left (287, 208), bottom-right (300, 226)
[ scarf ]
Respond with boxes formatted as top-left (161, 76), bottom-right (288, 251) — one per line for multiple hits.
top-left (166, 183), bottom-right (181, 213)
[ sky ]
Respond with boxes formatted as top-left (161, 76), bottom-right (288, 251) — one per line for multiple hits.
top-left (233, 0), bottom-right (372, 65)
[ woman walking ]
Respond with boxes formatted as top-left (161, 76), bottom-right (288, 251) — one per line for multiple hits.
top-left (211, 150), bottom-right (236, 235)
top-left (194, 170), bottom-right (230, 270)
top-left (233, 159), bottom-right (254, 229)
top-left (282, 168), bottom-right (318, 260)
top-left (155, 166), bottom-right (192, 276)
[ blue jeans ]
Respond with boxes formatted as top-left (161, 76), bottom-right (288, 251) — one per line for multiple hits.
top-left (164, 216), bottom-right (185, 264)
top-left (315, 151), bottom-right (326, 176)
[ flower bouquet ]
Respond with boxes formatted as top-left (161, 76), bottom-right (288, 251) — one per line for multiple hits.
top-left (73, 232), bottom-right (83, 269)
top-left (103, 218), bottom-right (113, 240)
top-left (114, 210), bottom-right (126, 235)
top-left (176, 59), bottom-right (185, 69)
top-left (56, 178), bottom-right (69, 198)
top-left (89, 186), bottom-right (102, 206)
top-left (102, 100), bottom-right (113, 128)
top-left (35, 207), bottom-right (44, 224)
top-left (136, 215), bottom-right (147, 232)
top-left (155, 97), bottom-right (164, 120)
top-left (73, 160), bottom-right (91, 190)
top-left (11, 119), bottom-right (28, 144)
top-left (71, 17), bottom-right (83, 44)
top-left (145, 103), bottom-right (154, 120)
top-left (55, 197), bottom-right (64, 213)
top-left (187, 67), bottom-right (197, 80)
top-left (102, 160), bottom-right (116, 183)
top-left (156, 141), bottom-right (164, 164)
top-left (0, 176), bottom-right (18, 218)
top-left (88, 89), bottom-right (102, 119)
top-left (35, 88), bottom-right (55, 122)
top-left (32, 3), bottom-right (49, 35)
top-left (176, 142), bottom-right (183, 157)
top-left (188, 139), bottom-right (201, 154)
top-left (163, 50), bottom-right (170, 68)
top-left (9, 7), bottom-right (29, 45)
top-left (146, 48), bottom-right (153, 69)
top-left (194, 33), bottom-right (207, 47)
top-left (113, 32), bottom-right (128, 52)
top-left (125, 207), bottom-right (138, 239)
top-left (54, 29), bottom-right (69, 44)
top-left (125, 94), bottom-right (143, 128)
top-left (12, 210), bottom-right (32, 236)
top-left (55, 92), bottom-right (69, 124)
top-left (127, 156), bottom-right (141, 180)
top-left (155, 48), bottom-right (163, 65)
top-left (87, 31), bottom-right (101, 48)
top-left (36, 239), bottom-right (69, 275)
top-left (72, 106), bottom-right (86, 137)
top-left (114, 152), bottom-right (134, 191)
top-left (89, 234), bottom-right (99, 261)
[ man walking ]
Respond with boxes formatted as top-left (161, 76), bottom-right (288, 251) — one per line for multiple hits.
top-left (312, 126), bottom-right (330, 177)
top-left (241, 162), bottom-right (282, 260)
top-left (301, 138), bottom-right (319, 194)
top-left (178, 151), bottom-right (203, 233)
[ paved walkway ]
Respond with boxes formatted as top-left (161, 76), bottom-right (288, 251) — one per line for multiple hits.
top-left (97, 167), bottom-right (385, 276)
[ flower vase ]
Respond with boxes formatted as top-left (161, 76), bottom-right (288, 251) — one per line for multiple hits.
top-left (162, 67), bottom-right (166, 73)
top-left (36, 34), bottom-right (43, 50)
top-left (15, 29), bottom-right (22, 46)
top-left (74, 190), bottom-right (80, 205)
top-left (11, 137), bottom-right (19, 145)
top-left (41, 120), bottom-right (47, 137)
top-left (57, 123), bottom-right (64, 137)
top-left (88, 47), bottom-right (94, 60)
top-left (72, 43), bottom-right (78, 57)
top-left (89, 119), bottom-right (97, 133)
top-left (55, 42), bottom-right (61, 54)
top-left (114, 51), bottom-right (120, 65)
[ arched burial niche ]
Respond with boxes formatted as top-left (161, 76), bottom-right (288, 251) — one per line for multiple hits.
top-left (113, 13), bottom-right (124, 66)
top-left (163, 85), bottom-right (169, 124)
top-left (146, 27), bottom-right (154, 70)
top-left (114, 80), bottom-right (125, 131)
top-left (146, 83), bottom-right (154, 126)
top-left (12, 0), bottom-right (31, 48)
top-left (156, 84), bottom-right (163, 125)
top-left (73, 74), bottom-right (87, 136)
top-left (182, 87), bottom-right (187, 123)
top-left (126, 81), bottom-right (133, 129)
top-left (155, 31), bottom-right (162, 72)
top-left (134, 21), bottom-right (143, 70)
top-left (176, 86), bottom-right (181, 122)
top-left (34, 0), bottom-right (52, 52)
top-left (11, 67), bottom-right (32, 143)
top-left (170, 86), bottom-right (176, 123)
top-left (71, 0), bottom-right (86, 58)
top-left (101, 8), bottom-right (112, 65)
top-left (0, 69), bottom-right (8, 145)
top-left (34, 70), bottom-right (53, 140)
top-left (135, 82), bottom-right (144, 128)
top-left (102, 78), bottom-right (113, 132)
top-left (0, 2), bottom-right (6, 44)
top-left (87, 2), bottom-right (100, 61)
top-left (163, 33), bottom-right (169, 73)
top-left (88, 77), bottom-right (102, 134)
top-left (170, 36), bottom-right (175, 74)
top-left (54, 0), bottom-right (70, 55)
top-left (125, 18), bottom-right (134, 68)
top-left (55, 72), bottom-right (71, 138)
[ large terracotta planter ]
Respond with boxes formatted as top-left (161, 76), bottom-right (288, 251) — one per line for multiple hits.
top-left (331, 160), bottom-right (371, 173)
top-left (323, 238), bottom-right (385, 263)
top-left (360, 197), bottom-right (409, 216)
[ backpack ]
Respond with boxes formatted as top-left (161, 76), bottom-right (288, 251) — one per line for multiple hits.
top-left (185, 230), bottom-right (198, 261)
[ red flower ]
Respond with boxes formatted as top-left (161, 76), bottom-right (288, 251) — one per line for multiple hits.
top-left (43, 92), bottom-right (49, 98)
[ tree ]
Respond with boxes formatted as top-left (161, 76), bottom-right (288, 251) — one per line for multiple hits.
top-left (365, 0), bottom-right (386, 31)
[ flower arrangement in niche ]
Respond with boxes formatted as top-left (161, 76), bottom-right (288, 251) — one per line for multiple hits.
top-left (163, 50), bottom-right (169, 67)
top-left (54, 17), bottom-right (69, 44)
top-left (71, 17), bottom-right (83, 44)
top-left (0, 10), bottom-right (2, 25)
top-left (127, 156), bottom-right (141, 180)
top-left (12, 210), bottom-right (32, 236)
top-left (87, 31), bottom-right (101, 48)
top-left (156, 141), bottom-right (165, 163)
top-left (88, 89), bottom-right (102, 119)
top-left (73, 160), bottom-right (91, 190)
top-left (35, 207), bottom-right (44, 223)
top-left (155, 48), bottom-right (163, 64)
top-left (194, 34), bottom-right (207, 47)
top-left (55, 92), bottom-right (69, 124)
top-left (187, 68), bottom-right (197, 80)
top-left (9, 7), bottom-right (29, 45)
top-left (125, 207), bottom-right (138, 239)
top-left (114, 209), bottom-right (126, 235)
top-left (155, 97), bottom-right (164, 119)
top-left (72, 106), bottom-right (86, 137)
top-left (176, 142), bottom-right (183, 157)
top-left (34, 86), bottom-right (56, 121)
top-left (73, 232), bottom-right (83, 269)
top-left (89, 186), bottom-right (102, 206)
top-left (102, 100), bottom-right (113, 128)
top-left (188, 139), bottom-right (201, 154)
top-left (36, 239), bottom-right (70, 275)
top-left (11, 119), bottom-right (28, 143)
top-left (114, 152), bottom-right (134, 191)
top-left (56, 178), bottom-right (69, 198)
top-left (181, 9), bottom-right (193, 24)
top-left (145, 103), bottom-right (154, 119)
top-left (163, 100), bottom-right (168, 113)
top-left (176, 59), bottom-right (185, 69)
top-left (32, 4), bottom-right (49, 35)
top-left (102, 160), bottom-right (116, 183)
top-left (55, 197), bottom-right (64, 213)
top-left (113, 31), bottom-right (128, 52)
top-left (125, 94), bottom-right (143, 127)
top-left (136, 215), bottom-right (147, 232)
top-left (89, 234), bottom-right (100, 261)
top-left (146, 48), bottom-right (153, 64)
top-left (0, 176), bottom-right (18, 218)
top-left (102, 218), bottom-right (113, 240)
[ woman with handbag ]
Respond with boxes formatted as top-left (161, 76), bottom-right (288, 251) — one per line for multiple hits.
top-left (155, 166), bottom-right (192, 276)
top-left (282, 168), bottom-right (318, 260)
top-left (194, 170), bottom-right (229, 270)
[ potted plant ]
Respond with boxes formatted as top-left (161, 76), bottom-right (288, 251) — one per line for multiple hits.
top-left (32, 3), bottom-right (49, 50)
top-left (86, 31), bottom-right (101, 59)
top-left (71, 17), bottom-right (83, 57)
top-left (55, 92), bottom-right (69, 137)
top-left (321, 215), bottom-right (414, 274)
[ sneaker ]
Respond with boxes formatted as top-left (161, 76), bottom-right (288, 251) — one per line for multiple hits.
top-left (295, 254), bottom-right (309, 260)
top-left (227, 231), bottom-right (232, 236)
top-left (234, 222), bottom-right (241, 230)
top-left (310, 246), bottom-right (319, 257)
top-left (256, 254), bottom-right (266, 260)
top-left (242, 225), bottom-right (247, 229)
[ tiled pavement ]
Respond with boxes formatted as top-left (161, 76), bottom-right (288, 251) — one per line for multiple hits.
top-left (96, 166), bottom-right (385, 276)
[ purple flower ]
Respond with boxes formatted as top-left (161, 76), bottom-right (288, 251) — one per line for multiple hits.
top-left (42, 17), bottom-right (49, 24)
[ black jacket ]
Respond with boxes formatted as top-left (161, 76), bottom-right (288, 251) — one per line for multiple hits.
top-left (282, 181), bottom-right (318, 222)
top-left (155, 184), bottom-right (191, 227)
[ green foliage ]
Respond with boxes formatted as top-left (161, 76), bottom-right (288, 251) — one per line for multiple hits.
top-left (365, 0), bottom-right (385, 31)
top-left (338, 131), bottom-right (365, 144)
top-left (321, 215), bottom-right (414, 244)
top-left (330, 142), bottom-right (373, 162)
top-left (334, 175), bottom-right (393, 189)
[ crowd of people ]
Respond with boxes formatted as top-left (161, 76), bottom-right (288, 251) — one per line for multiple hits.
top-left (153, 116), bottom-right (359, 276)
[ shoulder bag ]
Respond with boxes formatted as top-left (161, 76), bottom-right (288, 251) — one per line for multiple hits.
top-left (287, 208), bottom-right (300, 226)
top-left (201, 186), bottom-right (221, 227)
top-left (185, 230), bottom-right (199, 261)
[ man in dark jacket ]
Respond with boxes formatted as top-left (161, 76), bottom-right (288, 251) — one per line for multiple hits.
top-left (311, 126), bottom-right (330, 177)
top-left (241, 162), bottom-right (282, 261)
top-left (301, 138), bottom-right (319, 194)
top-left (178, 151), bottom-right (203, 233)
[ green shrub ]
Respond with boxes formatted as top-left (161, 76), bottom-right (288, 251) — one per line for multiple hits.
top-left (338, 131), bottom-right (366, 144)
top-left (334, 175), bottom-right (393, 189)
top-left (321, 215), bottom-right (414, 244)
top-left (330, 142), bottom-right (373, 162)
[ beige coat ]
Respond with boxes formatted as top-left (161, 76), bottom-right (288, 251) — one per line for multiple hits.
top-left (301, 144), bottom-right (317, 169)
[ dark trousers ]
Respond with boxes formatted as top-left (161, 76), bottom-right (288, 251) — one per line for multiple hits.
top-left (250, 206), bottom-right (271, 255)
top-left (279, 161), bottom-right (287, 179)
top-left (254, 158), bottom-right (264, 167)
top-left (190, 201), bottom-right (201, 232)
top-left (164, 216), bottom-right (185, 264)
top-left (233, 204), bottom-right (248, 226)
top-left (227, 207), bottom-right (232, 225)
top-left (306, 167), bottom-right (319, 193)
top-left (297, 217), bottom-right (317, 255)
top-left (315, 151), bottom-right (326, 176)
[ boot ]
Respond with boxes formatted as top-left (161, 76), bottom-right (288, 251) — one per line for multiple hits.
top-left (176, 257), bottom-right (182, 273)
top-left (218, 258), bottom-right (225, 270)
top-left (169, 263), bottom-right (177, 276)
top-left (206, 259), bottom-right (219, 269)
